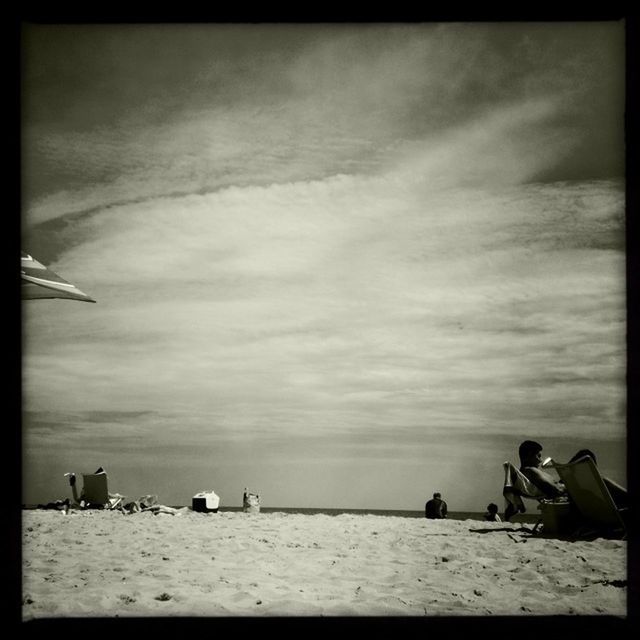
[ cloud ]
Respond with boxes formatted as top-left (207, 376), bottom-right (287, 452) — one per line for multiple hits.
top-left (23, 169), bottom-right (625, 446)
top-left (22, 23), bottom-right (623, 227)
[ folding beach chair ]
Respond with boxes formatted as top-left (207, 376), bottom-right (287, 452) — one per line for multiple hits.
top-left (81, 472), bottom-right (110, 507)
top-left (552, 456), bottom-right (627, 538)
top-left (69, 468), bottom-right (125, 510)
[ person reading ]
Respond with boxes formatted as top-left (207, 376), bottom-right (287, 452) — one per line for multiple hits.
top-left (517, 440), bottom-right (566, 498)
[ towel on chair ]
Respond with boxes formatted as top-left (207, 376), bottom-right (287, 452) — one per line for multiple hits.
top-left (503, 461), bottom-right (546, 514)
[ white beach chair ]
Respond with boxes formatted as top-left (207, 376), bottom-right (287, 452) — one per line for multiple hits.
top-left (552, 456), bottom-right (627, 538)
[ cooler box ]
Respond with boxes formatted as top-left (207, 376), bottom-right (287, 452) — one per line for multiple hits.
top-left (539, 500), bottom-right (576, 534)
top-left (192, 491), bottom-right (220, 513)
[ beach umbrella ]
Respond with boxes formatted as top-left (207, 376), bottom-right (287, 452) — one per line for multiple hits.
top-left (21, 251), bottom-right (96, 303)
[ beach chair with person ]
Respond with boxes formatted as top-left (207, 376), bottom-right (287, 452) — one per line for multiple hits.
top-left (65, 467), bottom-right (125, 510)
top-left (502, 461), bottom-right (565, 532)
top-left (503, 440), bottom-right (592, 534)
top-left (505, 440), bottom-right (628, 537)
top-left (243, 488), bottom-right (261, 513)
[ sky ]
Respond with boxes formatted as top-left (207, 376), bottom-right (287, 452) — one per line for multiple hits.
top-left (21, 22), bottom-right (626, 511)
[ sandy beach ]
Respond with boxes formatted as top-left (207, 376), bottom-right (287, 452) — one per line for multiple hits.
top-left (21, 509), bottom-right (626, 619)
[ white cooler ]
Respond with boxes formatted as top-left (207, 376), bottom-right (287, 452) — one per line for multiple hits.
top-left (192, 491), bottom-right (220, 513)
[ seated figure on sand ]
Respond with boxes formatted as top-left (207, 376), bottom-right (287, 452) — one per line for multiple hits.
top-left (425, 492), bottom-right (447, 519)
top-left (243, 488), bottom-right (261, 513)
top-left (483, 503), bottom-right (501, 522)
top-left (506, 440), bottom-right (628, 520)
top-left (65, 467), bottom-right (125, 510)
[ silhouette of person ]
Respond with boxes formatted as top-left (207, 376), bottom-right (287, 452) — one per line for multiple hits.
top-left (483, 502), bottom-right (501, 522)
top-left (425, 492), bottom-right (447, 519)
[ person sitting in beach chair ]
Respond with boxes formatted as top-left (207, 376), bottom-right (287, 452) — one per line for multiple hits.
top-left (504, 440), bottom-right (576, 521)
top-left (517, 441), bottom-right (627, 507)
top-left (505, 441), bottom-right (628, 522)
top-left (243, 488), bottom-right (261, 513)
top-left (517, 440), bottom-right (566, 499)
top-left (65, 467), bottom-right (125, 510)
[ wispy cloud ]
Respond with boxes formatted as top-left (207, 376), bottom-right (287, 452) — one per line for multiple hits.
top-left (23, 23), bottom-right (623, 226)
top-left (23, 173), bottom-right (625, 444)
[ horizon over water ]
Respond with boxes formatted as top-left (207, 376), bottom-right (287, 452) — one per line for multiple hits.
top-left (23, 503), bottom-right (539, 524)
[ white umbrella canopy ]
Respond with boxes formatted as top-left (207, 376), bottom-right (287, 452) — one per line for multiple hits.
top-left (21, 251), bottom-right (96, 303)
